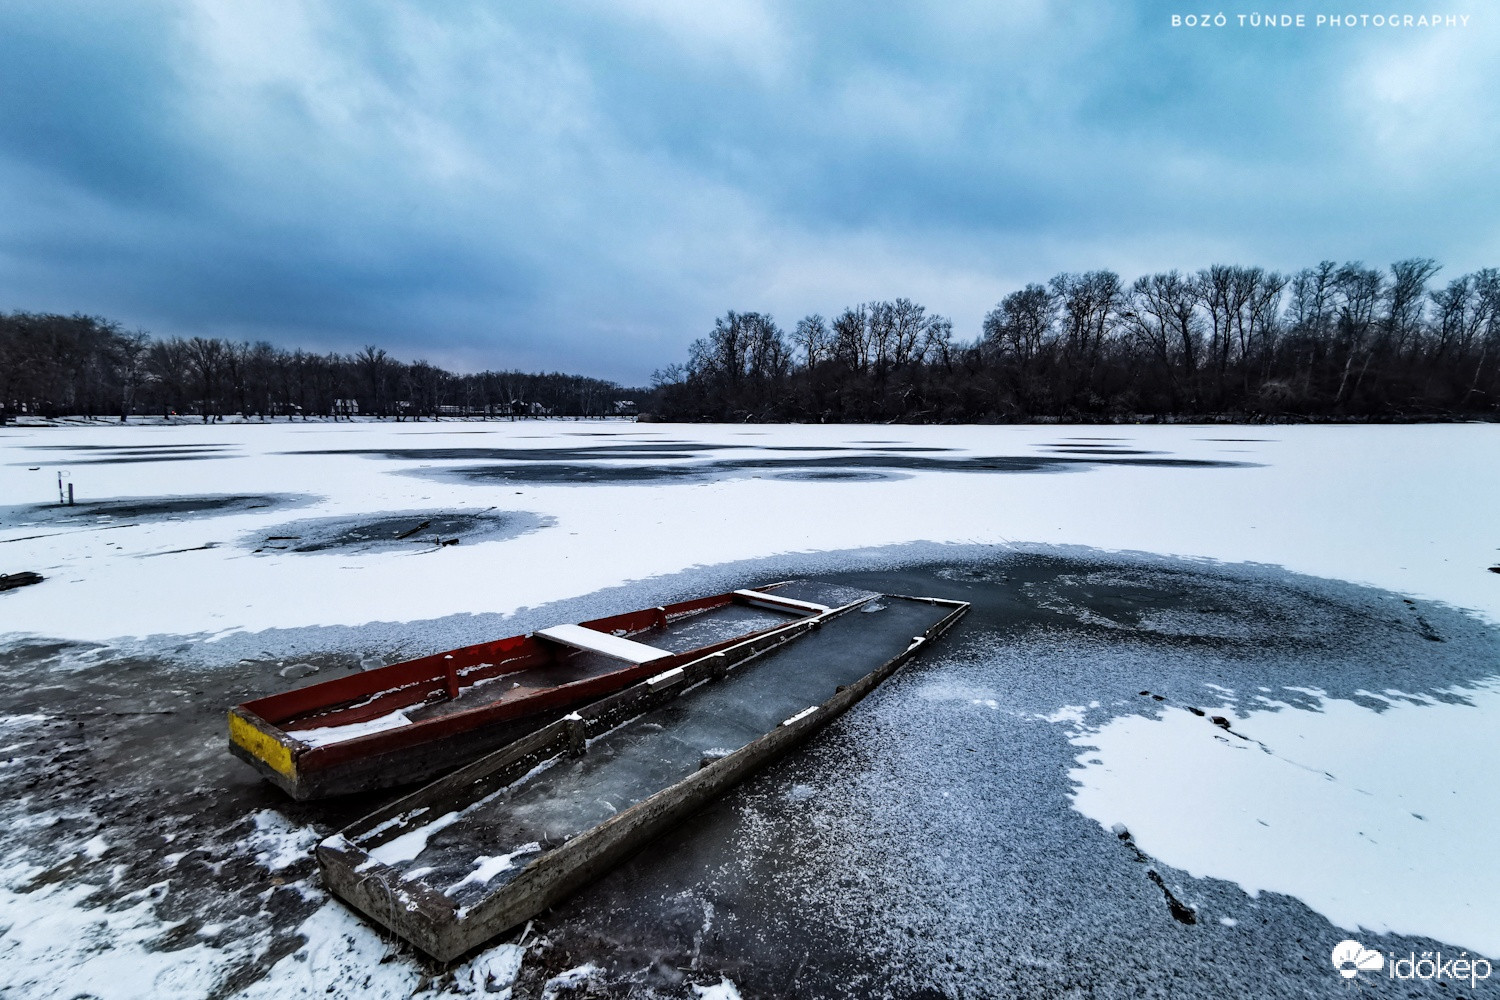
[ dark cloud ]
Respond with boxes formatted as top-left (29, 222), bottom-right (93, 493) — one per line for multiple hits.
top-left (1, 1), bottom-right (1495, 383)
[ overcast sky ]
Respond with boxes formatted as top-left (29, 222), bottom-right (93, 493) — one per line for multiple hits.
top-left (1, 1), bottom-right (1496, 383)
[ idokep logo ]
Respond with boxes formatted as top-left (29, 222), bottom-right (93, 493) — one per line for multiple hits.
top-left (1330, 938), bottom-right (1494, 990)
top-left (1331, 940), bottom-right (1383, 980)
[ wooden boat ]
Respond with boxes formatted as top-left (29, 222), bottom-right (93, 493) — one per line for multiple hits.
top-left (229, 583), bottom-right (847, 800)
top-left (316, 590), bottom-right (969, 961)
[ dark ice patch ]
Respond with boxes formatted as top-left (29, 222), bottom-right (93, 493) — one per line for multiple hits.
top-left (421, 453), bottom-right (1252, 487)
top-left (244, 509), bottom-right (550, 554)
top-left (0, 494), bottom-right (317, 529)
top-left (1044, 446), bottom-right (1161, 455)
top-left (436, 464), bottom-right (710, 485)
top-left (771, 470), bottom-right (908, 482)
top-left (287, 444), bottom-right (740, 462)
top-left (760, 445), bottom-right (952, 453)
top-left (289, 443), bottom-right (952, 462)
top-left (48, 454), bottom-right (236, 465)
top-left (17, 443), bottom-right (237, 465)
top-left (734, 454), bottom-right (1240, 475)
top-left (25, 443), bottom-right (235, 450)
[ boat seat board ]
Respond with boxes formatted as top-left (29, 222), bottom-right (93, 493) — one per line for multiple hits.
top-left (534, 624), bottom-right (673, 663)
top-left (761, 579), bottom-right (884, 609)
top-left (733, 589), bottom-right (829, 613)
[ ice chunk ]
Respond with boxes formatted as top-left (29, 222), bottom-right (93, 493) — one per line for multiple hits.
top-left (693, 978), bottom-right (744, 1000)
top-left (292, 708), bottom-right (412, 747)
top-left (369, 809), bottom-right (465, 866)
top-left (444, 843), bottom-right (542, 895)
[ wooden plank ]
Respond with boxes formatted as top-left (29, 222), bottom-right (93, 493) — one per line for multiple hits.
top-left (734, 589), bottom-right (829, 613)
top-left (533, 624), bottom-right (673, 663)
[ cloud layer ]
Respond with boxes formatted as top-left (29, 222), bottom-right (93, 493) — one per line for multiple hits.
top-left (2, 0), bottom-right (1496, 382)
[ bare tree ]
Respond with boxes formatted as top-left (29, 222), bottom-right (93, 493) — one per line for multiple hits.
top-left (831, 306), bottom-right (870, 373)
top-left (357, 345), bottom-right (391, 417)
top-left (113, 330), bottom-right (150, 422)
top-left (147, 337), bottom-right (190, 418)
top-left (1050, 270), bottom-right (1121, 404)
top-left (982, 284), bottom-right (1055, 364)
top-left (1126, 271), bottom-right (1199, 408)
top-left (1384, 257), bottom-right (1441, 358)
top-left (922, 315), bottom-right (956, 371)
top-left (1332, 264), bottom-right (1384, 405)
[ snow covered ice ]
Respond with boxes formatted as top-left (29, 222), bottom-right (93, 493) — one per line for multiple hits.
top-left (3, 421), bottom-right (1496, 640)
top-left (1066, 676), bottom-right (1500, 958)
top-left (1, 419), bottom-right (1497, 997)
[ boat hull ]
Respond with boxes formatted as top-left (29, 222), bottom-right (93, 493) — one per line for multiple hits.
top-left (229, 584), bottom-right (828, 799)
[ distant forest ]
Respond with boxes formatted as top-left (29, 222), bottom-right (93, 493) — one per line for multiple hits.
top-left (654, 259), bottom-right (1500, 422)
top-left (0, 315), bottom-right (639, 422)
top-left (4, 258), bottom-right (1498, 425)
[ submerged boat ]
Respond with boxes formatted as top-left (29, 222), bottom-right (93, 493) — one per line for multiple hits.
top-left (229, 582), bottom-right (850, 799)
top-left (317, 587), bottom-right (969, 962)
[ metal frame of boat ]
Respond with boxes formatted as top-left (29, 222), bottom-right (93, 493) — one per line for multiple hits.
top-left (229, 584), bottom-right (836, 800)
top-left (316, 593), bottom-right (969, 962)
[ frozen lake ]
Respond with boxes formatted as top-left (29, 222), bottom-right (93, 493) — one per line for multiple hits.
top-left (0, 420), bottom-right (1496, 998)
top-left (3, 420), bottom-right (1497, 641)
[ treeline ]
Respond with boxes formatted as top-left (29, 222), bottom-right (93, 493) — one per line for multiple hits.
top-left (652, 259), bottom-right (1500, 422)
top-left (8, 258), bottom-right (1498, 425)
top-left (0, 313), bottom-right (637, 422)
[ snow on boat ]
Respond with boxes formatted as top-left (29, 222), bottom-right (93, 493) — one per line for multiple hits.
top-left (316, 588), bottom-right (969, 962)
top-left (229, 582), bottom-right (851, 800)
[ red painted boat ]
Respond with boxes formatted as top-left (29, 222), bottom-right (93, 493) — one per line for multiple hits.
top-left (228, 583), bottom-right (838, 799)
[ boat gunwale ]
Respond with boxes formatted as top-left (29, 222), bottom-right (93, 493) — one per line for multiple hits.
top-left (242, 586), bottom-right (792, 726)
